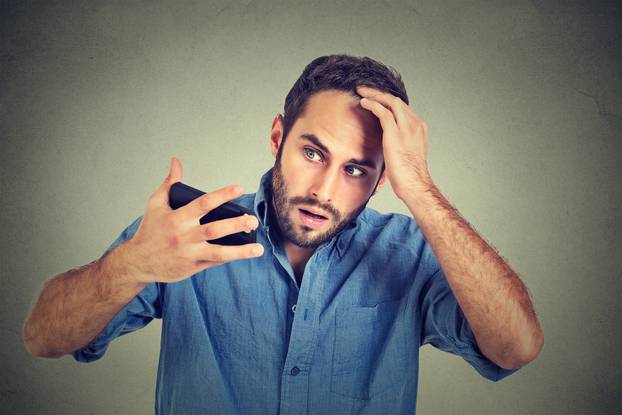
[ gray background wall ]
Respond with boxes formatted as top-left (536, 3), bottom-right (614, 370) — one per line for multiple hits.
top-left (2, 1), bottom-right (621, 414)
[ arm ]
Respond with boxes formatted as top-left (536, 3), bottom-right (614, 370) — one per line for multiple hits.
top-left (402, 184), bottom-right (544, 369)
top-left (22, 240), bottom-right (149, 358)
top-left (355, 85), bottom-right (543, 370)
top-left (23, 157), bottom-right (263, 360)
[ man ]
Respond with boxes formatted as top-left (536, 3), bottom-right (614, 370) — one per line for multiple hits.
top-left (23, 54), bottom-right (543, 414)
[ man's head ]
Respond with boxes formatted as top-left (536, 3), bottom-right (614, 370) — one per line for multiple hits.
top-left (269, 54), bottom-right (409, 249)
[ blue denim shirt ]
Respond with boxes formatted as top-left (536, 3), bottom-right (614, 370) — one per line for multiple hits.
top-left (73, 167), bottom-right (519, 414)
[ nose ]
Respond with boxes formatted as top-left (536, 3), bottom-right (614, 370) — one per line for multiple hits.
top-left (309, 167), bottom-right (340, 204)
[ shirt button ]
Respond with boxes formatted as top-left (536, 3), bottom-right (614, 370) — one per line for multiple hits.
top-left (290, 366), bottom-right (300, 376)
top-left (291, 304), bottom-right (296, 313)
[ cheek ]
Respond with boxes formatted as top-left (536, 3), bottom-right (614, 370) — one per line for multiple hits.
top-left (333, 187), bottom-right (366, 212)
top-left (284, 161), bottom-right (313, 186)
top-left (279, 167), bottom-right (306, 199)
top-left (342, 196), bottom-right (364, 213)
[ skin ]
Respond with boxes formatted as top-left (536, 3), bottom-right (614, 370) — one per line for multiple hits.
top-left (355, 85), bottom-right (544, 369)
top-left (268, 89), bottom-right (387, 280)
top-left (22, 83), bottom-right (543, 370)
top-left (267, 84), bottom-right (543, 369)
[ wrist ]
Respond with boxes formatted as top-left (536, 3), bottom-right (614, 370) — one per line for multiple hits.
top-left (396, 177), bottom-right (436, 203)
top-left (107, 239), bottom-right (155, 288)
top-left (400, 182), bottom-right (443, 220)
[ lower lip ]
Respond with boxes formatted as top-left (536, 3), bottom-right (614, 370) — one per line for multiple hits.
top-left (299, 209), bottom-right (328, 229)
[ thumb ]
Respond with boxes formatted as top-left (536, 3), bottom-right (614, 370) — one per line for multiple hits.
top-left (157, 157), bottom-right (183, 202)
top-left (163, 156), bottom-right (183, 187)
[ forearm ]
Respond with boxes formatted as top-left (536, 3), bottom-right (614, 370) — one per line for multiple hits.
top-left (23, 240), bottom-right (150, 358)
top-left (402, 184), bottom-right (543, 369)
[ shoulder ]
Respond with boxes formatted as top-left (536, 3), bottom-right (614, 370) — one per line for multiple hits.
top-left (357, 206), bottom-right (421, 244)
top-left (231, 193), bottom-right (256, 210)
top-left (356, 207), bottom-right (439, 269)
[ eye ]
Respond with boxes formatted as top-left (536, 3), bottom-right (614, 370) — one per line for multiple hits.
top-left (346, 166), bottom-right (367, 177)
top-left (304, 147), bottom-right (322, 161)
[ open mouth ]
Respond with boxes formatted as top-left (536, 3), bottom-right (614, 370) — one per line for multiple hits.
top-left (299, 209), bottom-right (327, 220)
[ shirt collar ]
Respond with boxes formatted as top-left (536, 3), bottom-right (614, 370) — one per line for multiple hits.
top-left (253, 167), bottom-right (275, 229)
top-left (252, 167), bottom-right (362, 259)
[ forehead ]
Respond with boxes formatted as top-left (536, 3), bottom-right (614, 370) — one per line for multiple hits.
top-left (296, 89), bottom-right (383, 153)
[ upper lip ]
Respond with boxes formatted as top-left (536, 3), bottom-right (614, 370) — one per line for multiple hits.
top-left (300, 207), bottom-right (328, 219)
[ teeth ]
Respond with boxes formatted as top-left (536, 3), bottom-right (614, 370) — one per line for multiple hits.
top-left (302, 209), bottom-right (325, 219)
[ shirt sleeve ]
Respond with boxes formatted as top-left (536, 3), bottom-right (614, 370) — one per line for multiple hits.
top-left (420, 266), bottom-right (520, 382)
top-left (72, 215), bottom-right (163, 363)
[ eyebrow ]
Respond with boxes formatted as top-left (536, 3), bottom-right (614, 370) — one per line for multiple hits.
top-left (299, 133), bottom-right (378, 170)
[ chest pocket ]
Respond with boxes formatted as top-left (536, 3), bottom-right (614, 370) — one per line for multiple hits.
top-left (331, 298), bottom-right (407, 400)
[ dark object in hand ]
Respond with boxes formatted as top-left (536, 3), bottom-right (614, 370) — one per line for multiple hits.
top-left (169, 182), bottom-right (257, 246)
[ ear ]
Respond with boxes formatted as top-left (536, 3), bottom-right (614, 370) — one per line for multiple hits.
top-left (371, 169), bottom-right (387, 196)
top-left (270, 113), bottom-right (285, 158)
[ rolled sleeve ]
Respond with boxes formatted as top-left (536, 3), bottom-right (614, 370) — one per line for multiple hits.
top-left (420, 267), bottom-right (520, 382)
top-left (72, 215), bottom-right (163, 363)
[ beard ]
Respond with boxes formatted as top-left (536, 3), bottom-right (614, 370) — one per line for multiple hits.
top-left (269, 148), bottom-right (370, 249)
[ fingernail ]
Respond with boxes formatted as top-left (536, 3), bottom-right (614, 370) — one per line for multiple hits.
top-left (253, 245), bottom-right (263, 255)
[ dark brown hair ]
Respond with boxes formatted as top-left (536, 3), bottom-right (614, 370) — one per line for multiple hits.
top-left (279, 54), bottom-right (409, 176)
